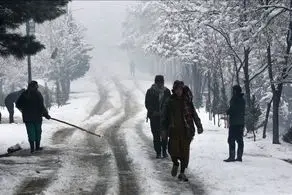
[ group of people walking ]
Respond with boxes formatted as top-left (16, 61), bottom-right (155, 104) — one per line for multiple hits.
top-left (145, 75), bottom-right (246, 182)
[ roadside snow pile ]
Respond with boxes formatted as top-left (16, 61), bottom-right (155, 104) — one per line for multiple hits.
top-left (190, 110), bottom-right (292, 195)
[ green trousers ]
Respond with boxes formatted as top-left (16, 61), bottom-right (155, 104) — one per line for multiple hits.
top-left (25, 123), bottom-right (42, 142)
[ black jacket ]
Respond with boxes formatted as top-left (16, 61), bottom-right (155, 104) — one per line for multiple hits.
top-left (227, 93), bottom-right (245, 126)
top-left (16, 90), bottom-right (49, 123)
top-left (145, 84), bottom-right (171, 119)
top-left (5, 90), bottom-right (24, 105)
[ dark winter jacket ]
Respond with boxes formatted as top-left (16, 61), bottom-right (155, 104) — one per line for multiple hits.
top-left (161, 93), bottom-right (202, 140)
top-left (5, 89), bottom-right (25, 105)
top-left (227, 93), bottom-right (246, 126)
top-left (16, 90), bottom-right (49, 123)
top-left (145, 84), bottom-right (171, 119)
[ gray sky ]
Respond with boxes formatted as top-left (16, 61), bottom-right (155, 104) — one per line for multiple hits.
top-left (71, 1), bottom-right (135, 75)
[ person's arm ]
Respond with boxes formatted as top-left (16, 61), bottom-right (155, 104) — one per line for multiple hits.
top-left (226, 99), bottom-right (235, 115)
top-left (161, 99), bottom-right (170, 133)
top-left (145, 89), bottom-right (154, 118)
top-left (15, 93), bottom-right (24, 112)
top-left (192, 104), bottom-right (203, 134)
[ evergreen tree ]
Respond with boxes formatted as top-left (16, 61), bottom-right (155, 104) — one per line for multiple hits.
top-left (246, 95), bottom-right (262, 134)
top-left (0, 0), bottom-right (69, 58)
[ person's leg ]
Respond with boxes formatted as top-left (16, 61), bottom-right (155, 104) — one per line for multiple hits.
top-left (6, 104), bottom-right (14, 123)
top-left (25, 123), bottom-right (36, 153)
top-left (171, 156), bottom-right (179, 177)
top-left (161, 131), bottom-right (168, 158)
top-left (236, 125), bottom-right (244, 161)
top-left (224, 127), bottom-right (236, 162)
top-left (178, 141), bottom-right (190, 181)
top-left (150, 118), bottom-right (161, 158)
top-left (35, 123), bottom-right (43, 150)
top-left (10, 106), bottom-right (14, 123)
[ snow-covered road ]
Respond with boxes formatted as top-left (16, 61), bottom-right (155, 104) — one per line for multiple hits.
top-left (1, 76), bottom-right (292, 195)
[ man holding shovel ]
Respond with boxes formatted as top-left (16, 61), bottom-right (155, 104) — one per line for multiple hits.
top-left (16, 81), bottom-right (51, 154)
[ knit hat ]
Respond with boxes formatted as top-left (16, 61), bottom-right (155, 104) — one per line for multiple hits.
top-left (154, 75), bottom-right (164, 84)
top-left (232, 85), bottom-right (242, 94)
top-left (28, 81), bottom-right (38, 89)
top-left (172, 80), bottom-right (184, 91)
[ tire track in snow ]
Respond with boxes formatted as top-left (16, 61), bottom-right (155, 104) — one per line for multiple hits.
top-left (100, 78), bottom-right (140, 194)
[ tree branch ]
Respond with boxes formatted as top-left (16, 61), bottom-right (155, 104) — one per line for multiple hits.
top-left (258, 5), bottom-right (292, 12)
top-left (205, 24), bottom-right (244, 67)
top-left (249, 64), bottom-right (269, 82)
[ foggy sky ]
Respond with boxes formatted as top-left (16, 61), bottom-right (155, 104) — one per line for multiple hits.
top-left (71, 1), bottom-right (135, 76)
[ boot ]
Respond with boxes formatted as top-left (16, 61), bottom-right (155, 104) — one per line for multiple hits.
top-left (224, 158), bottom-right (236, 162)
top-left (224, 145), bottom-right (235, 162)
top-left (35, 140), bottom-right (43, 151)
top-left (29, 141), bottom-right (35, 154)
top-left (163, 150), bottom-right (168, 158)
top-left (171, 163), bottom-right (179, 177)
top-left (156, 153), bottom-right (161, 159)
top-left (178, 173), bottom-right (189, 182)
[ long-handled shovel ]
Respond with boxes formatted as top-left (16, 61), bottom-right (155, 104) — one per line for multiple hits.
top-left (51, 117), bottom-right (101, 137)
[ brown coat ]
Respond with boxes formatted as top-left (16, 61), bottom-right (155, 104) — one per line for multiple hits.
top-left (162, 94), bottom-right (202, 167)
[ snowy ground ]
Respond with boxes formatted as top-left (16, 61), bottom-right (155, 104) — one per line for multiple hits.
top-left (0, 74), bottom-right (292, 195)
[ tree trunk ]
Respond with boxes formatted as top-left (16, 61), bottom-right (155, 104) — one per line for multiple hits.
top-left (207, 71), bottom-right (212, 121)
top-left (0, 78), bottom-right (3, 106)
top-left (233, 57), bottom-right (240, 85)
top-left (56, 80), bottom-right (61, 107)
top-left (243, 48), bottom-right (251, 108)
top-left (263, 98), bottom-right (272, 139)
top-left (273, 91), bottom-right (281, 144)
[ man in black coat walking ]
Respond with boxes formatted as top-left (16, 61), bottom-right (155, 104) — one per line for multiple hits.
top-left (145, 75), bottom-right (171, 158)
top-left (224, 85), bottom-right (246, 162)
top-left (5, 89), bottom-right (25, 123)
top-left (16, 81), bottom-right (51, 153)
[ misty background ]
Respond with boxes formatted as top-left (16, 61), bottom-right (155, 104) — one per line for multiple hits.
top-left (71, 1), bottom-right (134, 76)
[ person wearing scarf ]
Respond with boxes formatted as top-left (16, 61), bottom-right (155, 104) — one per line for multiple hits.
top-left (145, 75), bottom-right (171, 158)
top-left (161, 80), bottom-right (203, 181)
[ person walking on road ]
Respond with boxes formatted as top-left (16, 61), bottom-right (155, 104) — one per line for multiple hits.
top-left (145, 75), bottom-right (171, 159)
top-left (162, 80), bottom-right (203, 181)
top-left (224, 85), bottom-right (246, 162)
top-left (16, 81), bottom-right (51, 154)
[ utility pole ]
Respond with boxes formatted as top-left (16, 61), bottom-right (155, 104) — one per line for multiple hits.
top-left (26, 20), bottom-right (35, 83)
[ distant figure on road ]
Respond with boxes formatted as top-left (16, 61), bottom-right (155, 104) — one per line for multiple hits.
top-left (162, 80), bottom-right (203, 182)
top-left (130, 61), bottom-right (136, 77)
top-left (5, 89), bottom-right (25, 123)
top-left (16, 81), bottom-right (51, 154)
top-left (224, 85), bottom-right (245, 162)
top-left (145, 75), bottom-right (171, 159)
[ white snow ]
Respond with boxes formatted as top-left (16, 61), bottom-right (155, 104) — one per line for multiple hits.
top-left (1, 76), bottom-right (292, 195)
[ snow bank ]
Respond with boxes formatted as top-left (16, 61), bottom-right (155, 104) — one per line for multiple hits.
top-left (190, 111), bottom-right (292, 195)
